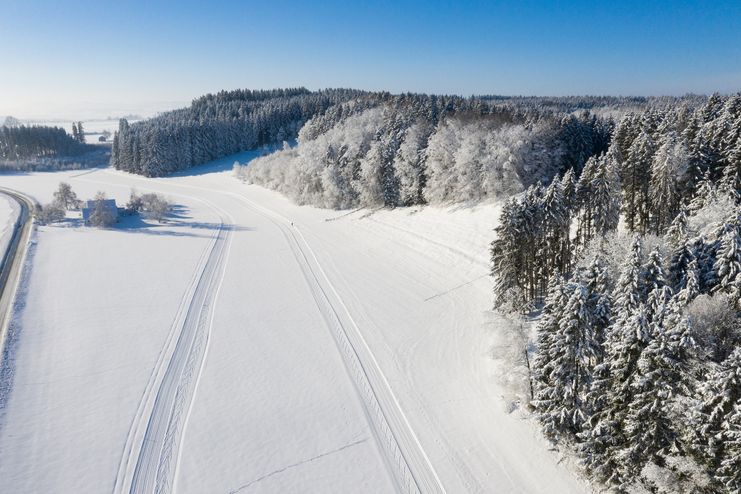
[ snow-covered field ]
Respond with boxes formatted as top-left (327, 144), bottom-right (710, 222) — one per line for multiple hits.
top-left (0, 194), bottom-right (19, 262)
top-left (0, 155), bottom-right (588, 493)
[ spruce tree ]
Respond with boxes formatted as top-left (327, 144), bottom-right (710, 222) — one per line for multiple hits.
top-left (649, 132), bottom-right (688, 234)
top-left (590, 153), bottom-right (621, 238)
top-left (619, 310), bottom-right (694, 480)
top-left (76, 121), bottom-right (85, 143)
top-left (622, 131), bottom-right (654, 233)
top-left (712, 216), bottom-right (741, 306)
top-left (535, 282), bottom-right (600, 438)
top-left (693, 348), bottom-right (741, 490)
top-left (675, 259), bottom-right (700, 306)
top-left (532, 273), bottom-right (567, 401)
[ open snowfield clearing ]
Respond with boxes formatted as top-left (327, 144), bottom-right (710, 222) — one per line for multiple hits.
top-left (0, 155), bottom-right (588, 493)
top-left (0, 193), bottom-right (19, 258)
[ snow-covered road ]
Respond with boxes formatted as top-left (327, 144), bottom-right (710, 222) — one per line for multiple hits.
top-left (0, 156), bottom-right (588, 493)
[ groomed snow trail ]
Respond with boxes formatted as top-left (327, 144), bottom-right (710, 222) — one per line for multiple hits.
top-left (232, 193), bottom-right (444, 494)
top-left (114, 176), bottom-right (437, 493)
top-left (121, 210), bottom-right (231, 494)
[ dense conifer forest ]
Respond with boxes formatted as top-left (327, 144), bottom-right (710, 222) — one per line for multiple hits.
top-left (0, 125), bottom-right (93, 161)
top-left (491, 93), bottom-right (741, 493)
top-left (110, 88), bottom-right (367, 176)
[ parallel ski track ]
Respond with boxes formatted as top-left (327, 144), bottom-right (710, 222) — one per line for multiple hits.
top-left (129, 206), bottom-right (231, 494)
top-left (75, 173), bottom-right (236, 494)
top-left (82, 170), bottom-right (443, 494)
top-left (223, 190), bottom-right (447, 494)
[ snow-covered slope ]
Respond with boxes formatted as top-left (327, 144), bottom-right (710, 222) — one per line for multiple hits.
top-left (0, 156), bottom-right (588, 493)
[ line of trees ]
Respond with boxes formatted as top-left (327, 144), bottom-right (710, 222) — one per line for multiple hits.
top-left (110, 88), bottom-right (369, 176)
top-left (237, 93), bottom-right (613, 208)
top-left (491, 93), bottom-right (741, 492)
top-left (0, 125), bottom-right (92, 161)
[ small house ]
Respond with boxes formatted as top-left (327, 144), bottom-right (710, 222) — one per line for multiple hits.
top-left (81, 199), bottom-right (119, 225)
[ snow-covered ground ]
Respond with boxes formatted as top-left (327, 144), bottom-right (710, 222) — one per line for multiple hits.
top-left (0, 194), bottom-right (20, 262)
top-left (0, 155), bottom-right (589, 493)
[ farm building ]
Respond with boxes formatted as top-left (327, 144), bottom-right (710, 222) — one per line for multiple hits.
top-left (81, 199), bottom-right (119, 225)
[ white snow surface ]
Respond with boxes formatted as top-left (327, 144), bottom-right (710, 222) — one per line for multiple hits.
top-left (0, 194), bottom-right (20, 260)
top-left (0, 154), bottom-right (588, 493)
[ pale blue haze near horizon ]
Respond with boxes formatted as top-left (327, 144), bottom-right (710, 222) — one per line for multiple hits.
top-left (1, 0), bottom-right (740, 118)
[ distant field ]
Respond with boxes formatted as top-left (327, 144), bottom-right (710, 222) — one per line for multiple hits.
top-left (20, 118), bottom-right (141, 145)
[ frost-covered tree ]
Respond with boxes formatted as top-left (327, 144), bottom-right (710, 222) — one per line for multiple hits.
top-left (692, 348), bottom-right (741, 491)
top-left (394, 121), bottom-right (431, 205)
top-left (88, 191), bottom-right (116, 228)
top-left (491, 197), bottom-right (530, 311)
top-left (53, 182), bottom-right (81, 210)
top-left (535, 281), bottom-right (601, 437)
top-left (675, 259), bottom-right (700, 306)
top-left (619, 309), bottom-right (694, 480)
top-left (36, 202), bottom-right (65, 224)
top-left (649, 132), bottom-right (690, 234)
top-left (591, 153), bottom-right (621, 238)
top-left (532, 273), bottom-right (567, 397)
top-left (712, 217), bottom-right (741, 306)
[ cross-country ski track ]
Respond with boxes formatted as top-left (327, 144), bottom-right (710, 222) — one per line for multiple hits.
top-left (0, 156), bottom-right (588, 493)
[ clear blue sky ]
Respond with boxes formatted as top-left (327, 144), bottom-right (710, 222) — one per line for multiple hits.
top-left (2, 0), bottom-right (740, 118)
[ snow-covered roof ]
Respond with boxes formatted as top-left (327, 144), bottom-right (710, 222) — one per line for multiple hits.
top-left (81, 199), bottom-right (118, 221)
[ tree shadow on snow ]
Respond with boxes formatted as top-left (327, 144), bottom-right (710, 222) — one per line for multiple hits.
top-left (115, 205), bottom-right (253, 238)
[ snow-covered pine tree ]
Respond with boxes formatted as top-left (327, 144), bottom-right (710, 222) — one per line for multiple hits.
top-left (576, 156), bottom-right (598, 246)
top-left (649, 132), bottom-right (689, 234)
top-left (541, 178), bottom-right (570, 289)
top-left (590, 152), bottom-right (621, 238)
top-left (532, 273), bottom-right (567, 401)
top-left (688, 171), bottom-right (716, 214)
top-left (643, 247), bottom-right (668, 296)
top-left (491, 198), bottom-right (528, 311)
top-left (581, 238), bottom-right (649, 486)
top-left (622, 130), bottom-right (655, 233)
top-left (619, 308), bottom-right (695, 482)
top-left (692, 347), bottom-right (741, 491)
top-left (675, 259), bottom-right (700, 306)
top-left (712, 215), bottom-right (741, 306)
top-left (716, 400), bottom-right (741, 492)
top-left (559, 167), bottom-right (577, 211)
top-left (666, 206), bottom-right (689, 248)
top-left (582, 254), bottom-right (612, 353)
top-left (535, 281), bottom-right (600, 438)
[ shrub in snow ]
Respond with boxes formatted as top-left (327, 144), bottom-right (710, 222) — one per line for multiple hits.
top-left (36, 202), bottom-right (65, 224)
top-left (125, 190), bottom-right (170, 222)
